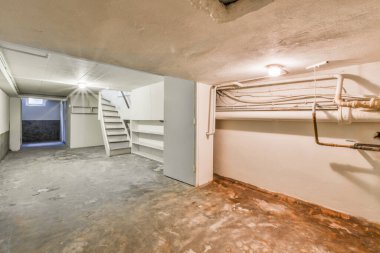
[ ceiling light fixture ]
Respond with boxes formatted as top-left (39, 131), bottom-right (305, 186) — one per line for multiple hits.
top-left (0, 42), bottom-right (49, 58)
top-left (266, 64), bottom-right (286, 77)
top-left (78, 83), bottom-right (87, 89)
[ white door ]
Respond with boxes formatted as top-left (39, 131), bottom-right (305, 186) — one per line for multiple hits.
top-left (163, 77), bottom-right (196, 186)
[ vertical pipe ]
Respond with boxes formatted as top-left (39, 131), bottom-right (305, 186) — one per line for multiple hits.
top-left (334, 74), bottom-right (344, 105)
top-left (206, 85), bottom-right (216, 137)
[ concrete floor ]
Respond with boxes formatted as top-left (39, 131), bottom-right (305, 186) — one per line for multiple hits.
top-left (0, 147), bottom-right (379, 253)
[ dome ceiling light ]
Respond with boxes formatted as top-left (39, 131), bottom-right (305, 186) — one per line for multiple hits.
top-left (266, 64), bottom-right (287, 77)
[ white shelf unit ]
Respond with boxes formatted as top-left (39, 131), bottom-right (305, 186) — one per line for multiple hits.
top-left (131, 120), bottom-right (164, 163)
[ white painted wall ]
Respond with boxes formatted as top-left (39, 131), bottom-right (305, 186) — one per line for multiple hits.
top-left (196, 83), bottom-right (214, 186)
top-left (0, 88), bottom-right (9, 134)
top-left (9, 97), bottom-right (21, 151)
top-left (69, 93), bottom-right (103, 149)
top-left (101, 90), bottom-right (131, 120)
top-left (131, 82), bottom-right (164, 120)
top-left (69, 114), bottom-right (103, 148)
top-left (214, 61), bottom-right (380, 223)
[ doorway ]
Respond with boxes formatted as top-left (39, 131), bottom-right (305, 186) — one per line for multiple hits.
top-left (21, 98), bottom-right (66, 147)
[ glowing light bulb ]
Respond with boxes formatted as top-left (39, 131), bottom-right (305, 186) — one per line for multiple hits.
top-left (78, 83), bottom-right (87, 89)
top-left (266, 64), bottom-right (286, 77)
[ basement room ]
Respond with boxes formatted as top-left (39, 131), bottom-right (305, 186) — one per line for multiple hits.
top-left (0, 0), bottom-right (379, 252)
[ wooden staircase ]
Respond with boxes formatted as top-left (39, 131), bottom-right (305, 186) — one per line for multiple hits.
top-left (99, 94), bottom-right (131, 156)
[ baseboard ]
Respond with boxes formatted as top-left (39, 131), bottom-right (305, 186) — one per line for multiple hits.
top-left (0, 131), bottom-right (9, 161)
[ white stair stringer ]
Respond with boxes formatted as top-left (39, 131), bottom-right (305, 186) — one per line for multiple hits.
top-left (98, 93), bottom-right (131, 156)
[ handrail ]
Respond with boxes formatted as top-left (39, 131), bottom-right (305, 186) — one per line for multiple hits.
top-left (121, 91), bottom-right (130, 109)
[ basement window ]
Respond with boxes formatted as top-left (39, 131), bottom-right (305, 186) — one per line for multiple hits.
top-left (26, 98), bottom-right (46, 106)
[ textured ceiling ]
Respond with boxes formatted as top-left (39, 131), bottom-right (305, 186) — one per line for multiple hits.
top-left (1, 0), bottom-right (380, 87)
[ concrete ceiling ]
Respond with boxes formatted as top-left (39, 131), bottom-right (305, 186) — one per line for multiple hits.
top-left (0, 42), bottom-right (163, 96)
top-left (1, 0), bottom-right (380, 86)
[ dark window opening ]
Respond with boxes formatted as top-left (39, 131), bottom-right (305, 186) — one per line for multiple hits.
top-left (21, 98), bottom-right (66, 147)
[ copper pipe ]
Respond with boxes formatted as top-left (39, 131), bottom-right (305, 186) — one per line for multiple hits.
top-left (312, 104), bottom-right (380, 151)
top-left (312, 110), bottom-right (353, 148)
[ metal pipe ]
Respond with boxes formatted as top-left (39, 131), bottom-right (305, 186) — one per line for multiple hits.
top-left (218, 74), bottom-right (340, 91)
top-left (334, 75), bottom-right (380, 109)
top-left (306, 61), bottom-right (329, 70)
top-left (206, 85), bottom-right (217, 137)
top-left (216, 73), bottom-right (380, 118)
top-left (312, 103), bottom-right (353, 148)
top-left (312, 103), bottom-right (380, 151)
top-left (206, 81), bottom-right (246, 137)
top-left (220, 90), bottom-right (336, 104)
top-left (216, 109), bottom-right (380, 122)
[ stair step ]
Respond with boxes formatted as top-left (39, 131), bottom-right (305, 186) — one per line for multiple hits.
top-left (109, 141), bottom-right (130, 150)
top-left (102, 97), bottom-right (111, 103)
top-left (101, 100), bottom-right (113, 106)
top-left (107, 129), bottom-right (127, 135)
top-left (105, 122), bottom-right (124, 129)
top-left (102, 104), bottom-right (117, 111)
top-left (103, 111), bottom-right (119, 117)
top-left (109, 139), bottom-right (129, 144)
top-left (102, 103), bottom-right (115, 108)
top-left (104, 117), bottom-right (122, 123)
top-left (105, 121), bottom-right (123, 124)
top-left (108, 135), bottom-right (129, 142)
top-left (102, 109), bottom-right (118, 114)
top-left (109, 147), bottom-right (131, 156)
top-left (102, 101), bottom-right (114, 106)
top-left (106, 127), bottom-right (124, 131)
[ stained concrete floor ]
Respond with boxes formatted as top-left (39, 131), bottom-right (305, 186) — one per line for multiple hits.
top-left (0, 146), bottom-right (379, 253)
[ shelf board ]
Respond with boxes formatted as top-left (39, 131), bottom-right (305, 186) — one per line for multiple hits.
top-left (132, 141), bottom-right (164, 151)
top-left (132, 150), bottom-right (163, 163)
top-left (131, 129), bottom-right (164, 135)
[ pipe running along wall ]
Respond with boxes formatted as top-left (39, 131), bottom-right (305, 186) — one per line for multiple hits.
top-left (206, 81), bottom-right (246, 136)
top-left (207, 74), bottom-right (380, 151)
top-left (312, 102), bottom-right (380, 151)
top-left (334, 75), bottom-right (380, 109)
top-left (214, 74), bottom-right (380, 120)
